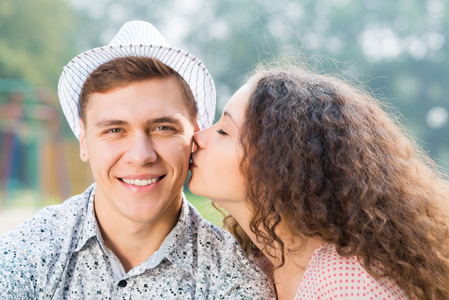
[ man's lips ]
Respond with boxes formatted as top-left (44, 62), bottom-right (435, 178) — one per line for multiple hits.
top-left (119, 176), bottom-right (165, 187)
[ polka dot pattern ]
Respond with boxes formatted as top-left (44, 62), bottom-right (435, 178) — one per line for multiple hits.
top-left (0, 184), bottom-right (275, 299)
top-left (295, 243), bottom-right (410, 300)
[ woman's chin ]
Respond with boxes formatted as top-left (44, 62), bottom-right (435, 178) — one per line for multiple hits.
top-left (187, 178), bottom-right (203, 197)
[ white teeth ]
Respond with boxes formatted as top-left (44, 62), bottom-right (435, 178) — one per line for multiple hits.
top-left (122, 177), bottom-right (160, 186)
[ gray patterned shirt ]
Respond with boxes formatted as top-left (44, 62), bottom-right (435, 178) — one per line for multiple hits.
top-left (0, 184), bottom-right (275, 299)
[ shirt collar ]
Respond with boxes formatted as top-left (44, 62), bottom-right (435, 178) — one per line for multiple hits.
top-left (74, 184), bottom-right (99, 252)
top-left (162, 195), bottom-right (196, 276)
top-left (74, 187), bottom-right (196, 277)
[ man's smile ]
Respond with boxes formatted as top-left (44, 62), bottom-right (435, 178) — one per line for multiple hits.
top-left (120, 176), bottom-right (165, 186)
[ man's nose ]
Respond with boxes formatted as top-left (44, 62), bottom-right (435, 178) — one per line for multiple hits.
top-left (123, 132), bottom-right (157, 165)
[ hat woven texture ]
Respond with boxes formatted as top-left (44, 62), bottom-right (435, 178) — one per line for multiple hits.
top-left (58, 20), bottom-right (216, 139)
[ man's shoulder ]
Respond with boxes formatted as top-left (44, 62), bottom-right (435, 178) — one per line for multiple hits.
top-left (0, 185), bottom-right (95, 298)
top-left (0, 185), bottom-right (94, 254)
top-left (184, 200), bottom-right (238, 248)
top-left (184, 201), bottom-right (252, 263)
top-left (184, 201), bottom-right (275, 298)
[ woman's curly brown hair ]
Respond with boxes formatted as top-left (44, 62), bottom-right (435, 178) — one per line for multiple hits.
top-left (228, 64), bottom-right (449, 299)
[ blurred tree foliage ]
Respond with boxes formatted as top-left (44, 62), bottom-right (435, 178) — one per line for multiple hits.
top-left (175, 0), bottom-right (449, 168)
top-left (1, 0), bottom-right (448, 167)
top-left (176, 0), bottom-right (449, 168)
top-left (0, 0), bottom-right (79, 89)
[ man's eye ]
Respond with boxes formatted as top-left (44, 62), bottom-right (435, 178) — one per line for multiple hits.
top-left (156, 126), bottom-right (171, 131)
top-left (217, 129), bottom-right (228, 136)
top-left (108, 128), bottom-right (122, 133)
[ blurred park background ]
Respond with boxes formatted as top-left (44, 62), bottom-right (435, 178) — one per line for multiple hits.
top-left (1, 0), bottom-right (448, 233)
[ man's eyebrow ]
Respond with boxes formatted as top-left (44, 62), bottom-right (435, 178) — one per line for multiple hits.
top-left (95, 120), bottom-right (128, 127)
top-left (94, 117), bottom-right (183, 128)
top-left (147, 117), bottom-right (183, 125)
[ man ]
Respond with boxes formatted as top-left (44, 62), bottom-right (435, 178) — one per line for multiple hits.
top-left (0, 21), bottom-right (275, 299)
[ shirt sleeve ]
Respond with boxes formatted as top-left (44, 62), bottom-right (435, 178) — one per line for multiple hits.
top-left (223, 279), bottom-right (276, 300)
top-left (0, 238), bottom-right (36, 299)
top-left (212, 275), bottom-right (276, 300)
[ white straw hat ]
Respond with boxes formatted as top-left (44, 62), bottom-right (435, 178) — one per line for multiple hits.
top-left (58, 20), bottom-right (216, 139)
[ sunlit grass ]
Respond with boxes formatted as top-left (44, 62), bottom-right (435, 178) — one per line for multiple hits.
top-left (184, 191), bottom-right (225, 227)
top-left (0, 189), bottom-right (60, 209)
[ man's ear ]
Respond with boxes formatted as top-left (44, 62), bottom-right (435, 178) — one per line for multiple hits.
top-left (79, 119), bottom-right (89, 162)
top-left (193, 119), bottom-right (200, 132)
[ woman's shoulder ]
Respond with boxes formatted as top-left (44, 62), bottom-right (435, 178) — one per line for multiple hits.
top-left (295, 243), bottom-right (409, 299)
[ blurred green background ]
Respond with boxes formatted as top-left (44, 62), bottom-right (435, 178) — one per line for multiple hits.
top-left (0, 0), bottom-right (448, 230)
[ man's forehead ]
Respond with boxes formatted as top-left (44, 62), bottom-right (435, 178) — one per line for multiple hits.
top-left (81, 78), bottom-right (197, 132)
top-left (86, 80), bottom-right (187, 108)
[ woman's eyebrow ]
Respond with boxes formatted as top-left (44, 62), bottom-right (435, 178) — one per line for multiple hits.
top-left (223, 111), bottom-right (238, 127)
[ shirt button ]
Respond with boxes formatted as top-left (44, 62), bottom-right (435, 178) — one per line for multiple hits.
top-left (118, 280), bottom-right (127, 288)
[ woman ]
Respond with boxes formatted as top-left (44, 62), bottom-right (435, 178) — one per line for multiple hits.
top-left (189, 63), bottom-right (449, 299)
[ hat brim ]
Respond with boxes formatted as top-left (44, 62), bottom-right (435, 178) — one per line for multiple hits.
top-left (58, 44), bottom-right (216, 139)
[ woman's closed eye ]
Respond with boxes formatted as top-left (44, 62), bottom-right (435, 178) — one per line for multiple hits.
top-left (217, 129), bottom-right (228, 136)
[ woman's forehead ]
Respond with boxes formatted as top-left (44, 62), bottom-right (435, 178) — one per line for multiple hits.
top-left (223, 84), bottom-right (251, 125)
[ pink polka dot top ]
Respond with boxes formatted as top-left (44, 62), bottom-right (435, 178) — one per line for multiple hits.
top-left (294, 243), bottom-right (410, 300)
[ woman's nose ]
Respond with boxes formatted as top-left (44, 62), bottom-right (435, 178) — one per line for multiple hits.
top-left (192, 130), bottom-right (206, 152)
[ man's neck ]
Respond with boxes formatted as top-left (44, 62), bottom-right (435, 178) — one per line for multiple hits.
top-left (93, 196), bottom-right (182, 273)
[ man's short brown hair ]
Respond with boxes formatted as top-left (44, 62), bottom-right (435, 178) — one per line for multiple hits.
top-left (79, 56), bottom-right (197, 124)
